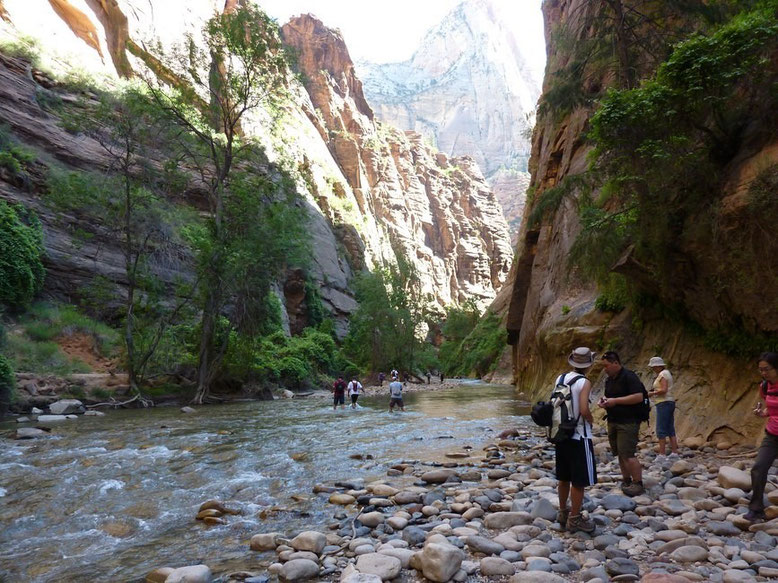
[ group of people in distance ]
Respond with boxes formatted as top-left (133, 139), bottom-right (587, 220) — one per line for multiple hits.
top-left (330, 368), bottom-right (405, 412)
top-left (556, 347), bottom-right (778, 533)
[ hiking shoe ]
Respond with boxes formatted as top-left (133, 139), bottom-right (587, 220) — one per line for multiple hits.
top-left (557, 508), bottom-right (569, 530)
top-left (623, 481), bottom-right (645, 497)
top-left (620, 477), bottom-right (633, 489)
top-left (566, 513), bottom-right (595, 534)
top-left (744, 510), bottom-right (766, 522)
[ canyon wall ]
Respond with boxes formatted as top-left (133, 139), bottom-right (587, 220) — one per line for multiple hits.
top-left (0, 1), bottom-right (512, 337)
top-left (357, 0), bottom-right (542, 242)
top-left (501, 0), bottom-right (778, 444)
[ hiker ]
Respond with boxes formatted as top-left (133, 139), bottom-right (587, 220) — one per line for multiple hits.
top-left (598, 351), bottom-right (647, 497)
top-left (378, 372), bottom-right (385, 386)
top-left (390, 368), bottom-right (399, 381)
top-left (745, 352), bottom-right (778, 522)
top-left (332, 376), bottom-right (347, 410)
top-left (555, 346), bottom-right (598, 533)
top-left (426, 371), bottom-right (431, 384)
top-left (388, 377), bottom-right (405, 412)
top-left (347, 377), bottom-right (363, 409)
top-left (647, 356), bottom-right (678, 455)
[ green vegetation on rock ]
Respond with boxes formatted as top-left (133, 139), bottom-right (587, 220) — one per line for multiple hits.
top-left (0, 200), bottom-right (44, 309)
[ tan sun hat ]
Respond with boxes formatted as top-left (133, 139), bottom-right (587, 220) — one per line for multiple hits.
top-left (648, 356), bottom-right (666, 367)
top-left (568, 347), bottom-right (596, 369)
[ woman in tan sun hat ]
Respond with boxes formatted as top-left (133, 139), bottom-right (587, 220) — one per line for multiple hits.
top-left (647, 356), bottom-right (678, 455)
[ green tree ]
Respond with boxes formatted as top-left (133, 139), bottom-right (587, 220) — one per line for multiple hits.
top-left (438, 300), bottom-right (481, 373)
top-left (343, 256), bottom-right (434, 376)
top-left (0, 201), bottom-right (44, 309)
top-left (51, 87), bottom-right (193, 402)
top-left (143, 4), bottom-right (298, 403)
top-left (541, 0), bottom-right (741, 116)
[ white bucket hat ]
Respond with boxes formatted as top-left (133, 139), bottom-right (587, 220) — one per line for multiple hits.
top-left (568, 347), bottom-right (596, 369)
top-left (648, 356), bottom-right (666, 367)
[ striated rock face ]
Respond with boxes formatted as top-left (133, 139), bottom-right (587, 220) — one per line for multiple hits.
top-left (357, 0), bottom-right (542, 240)
top-left (0, 2), bottom-right (512, 335)
top-left (500, 0), bottom-right (778, 444)
top-left (282, 14), bottom-right (513, 310)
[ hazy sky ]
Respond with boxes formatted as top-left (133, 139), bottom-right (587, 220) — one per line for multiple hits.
top-left (257, 0), bottom-right (546, 73)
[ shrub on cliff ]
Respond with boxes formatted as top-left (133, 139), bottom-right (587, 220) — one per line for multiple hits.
top-left (0, 352), bottom-right (14, 414)
top-left (0, 201), bottom-right (44, 309)
top-left (441, 310), bottom-right (507, 378)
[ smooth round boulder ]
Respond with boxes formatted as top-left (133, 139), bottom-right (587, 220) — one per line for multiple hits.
top-left (420, 470), bottom-right (456, 484)
top-left (250, 532), bottom-right (282, 551)
top-left (279, 559), bottom-right (319, 581)
top-left (329, 493), bottom-right (356, 505)
top-left (669, 545), bottom-right (709, 563)
top-left (289, 531), bottom-right (326, 554)
top-left (164, 564), bottom-right (212, 583)
top-left (480, 556), bottom-right (516, 576)
top-left (359, 511), bottom-right (385, 528)
top-left (355, 553), bottom-right (401, 581)
top-left (718, 466), bottom-right (752, 491)
top-left (418, 542), bottom-right (464, 582)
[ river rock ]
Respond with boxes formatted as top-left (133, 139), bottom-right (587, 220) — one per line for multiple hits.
top-left (417, 542), bottom-right (464, 582)
top-left (484, 512), bottom-right (532, 529)
top-left (386, 516), bottom-right (407, 530)
top-left (279, 559), bottom-right (319, 581)
top-left (164, 564), bottom-right (212, 583)
top-left (281, 390), bottom-right (294, 399)
top-left (83, 410), bottom-right (105, 416)
top-left (718, 466), bottom-right (751, 490)
top-left (377, 547), bottom-right (415, 568)
top-left (180, 407), bottom-right (197, 414)
top-left (480, 556), bottom-right (516, 576)
top-left (340, 564), bottom-right (382, 583)
top-left (394, 490), bottom-right (422, 504)
top-left (370, 484), bottom-right (399, 496)
top-left (330, 493), bottom-right (356, 505)
top-left (355, 553), bottom-right (401, 580)
top-left (670, 545), bottom-right (709, 562)
top-left (421, 470), bottom-right (456, 484)
top-left (359, 512), bottom-right (385, 528)
top-left (509, 572), bottom-right (568, 582)
top-left (290, 531), bottom-right (326, 554)
top-left (37, 414), bottom-right (68, 422)
top-left (49, 399), bottom-right (84, 415)
top-left (466, 535), bottom-right (504, 555)
top-left (530, 497), bottom-right (558, 521)
top-left (250, 532), bottom-right (281, 551)
top-left (14, 427), bottom-right (49, 439)
top-left (146, 567), bottom-right (174, 582)
top-left (641, 574), bottom-right (694, 583)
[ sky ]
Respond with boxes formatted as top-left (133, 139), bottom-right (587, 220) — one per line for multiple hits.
top-left (257, 0), bottom-right (546, 74)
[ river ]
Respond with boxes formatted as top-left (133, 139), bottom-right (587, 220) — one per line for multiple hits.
top-left (0, 381), bottom-right (531, 582)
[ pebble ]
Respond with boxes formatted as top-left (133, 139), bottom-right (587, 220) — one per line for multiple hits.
top-left (231, 439), bottom-right (778, 583)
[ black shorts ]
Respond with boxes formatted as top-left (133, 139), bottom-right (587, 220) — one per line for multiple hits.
top-left (555, 437), bottom-right (597, 487)
top-left (351, 394), bottom-right (359, 404)
top-left (333, 394), bottom-right (345, 405)
top-left (389, 397), bottom-right (403, 407)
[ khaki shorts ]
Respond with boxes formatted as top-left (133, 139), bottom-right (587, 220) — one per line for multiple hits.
top-left (607, 421), bottom-right (640, 458)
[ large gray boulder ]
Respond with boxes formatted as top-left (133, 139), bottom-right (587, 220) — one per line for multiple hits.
top-left (355, 553), bottom-right (401, 581)
top-left (417, 542), bottom-right (464, 582)
top-left (49, 399), bottom-right (84, 415)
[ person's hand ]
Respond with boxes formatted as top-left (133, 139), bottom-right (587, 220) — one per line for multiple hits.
top-left (754, 403), bottom-right (766, 417)
top-left (597, 396), bottom-right (609, 409)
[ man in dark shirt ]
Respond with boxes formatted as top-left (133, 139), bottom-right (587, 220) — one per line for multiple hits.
top-left (598, 351), bottom-right (646, 496)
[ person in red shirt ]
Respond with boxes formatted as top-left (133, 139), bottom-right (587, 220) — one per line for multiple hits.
top-left (746, 352), bottom-right (778, 522)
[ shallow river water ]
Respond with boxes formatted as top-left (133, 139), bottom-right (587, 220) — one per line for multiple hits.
top-left (0, 381), bottom-right (531, 582)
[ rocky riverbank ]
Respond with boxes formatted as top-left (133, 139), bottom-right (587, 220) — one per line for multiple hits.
top-left (144, 426), bottom-right (778, 583)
